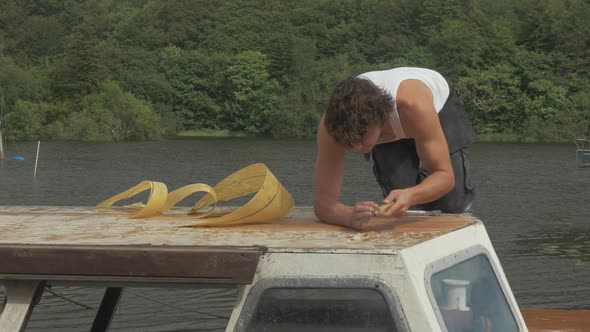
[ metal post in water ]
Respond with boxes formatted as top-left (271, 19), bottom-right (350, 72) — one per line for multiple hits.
top-left (33, 141), bottom-right (40, 178)
top-left (0, 128), bottom-right (4, 160)
top-left (0, 87), bottom-right (5, 160)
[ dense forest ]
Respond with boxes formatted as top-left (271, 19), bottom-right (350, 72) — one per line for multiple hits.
top-left (0, 0), bottom-right (589, 142)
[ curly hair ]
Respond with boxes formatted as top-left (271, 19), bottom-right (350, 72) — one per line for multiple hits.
top-left (323, 77), bottom-right (393, 146)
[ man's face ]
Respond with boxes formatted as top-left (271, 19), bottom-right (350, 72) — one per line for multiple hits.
top-left (349, 126), bottom-right (381, 154)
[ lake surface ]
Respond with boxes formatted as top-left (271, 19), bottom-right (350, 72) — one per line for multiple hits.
top-left (0, 139), bottom-right (589, 331)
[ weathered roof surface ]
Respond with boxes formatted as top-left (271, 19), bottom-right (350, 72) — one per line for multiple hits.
top-left (0, 206), bottom-right (477, 253)
top-left (0, 206), bottom-right (476, 250)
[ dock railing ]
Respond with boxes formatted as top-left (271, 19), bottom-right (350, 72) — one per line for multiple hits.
top-left (575, 138), bottom-right (590, 150)
top-left (575, 139), bottom-right (590, 167)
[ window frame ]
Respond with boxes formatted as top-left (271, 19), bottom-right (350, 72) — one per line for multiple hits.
top-left (424, 245), bottom-right (525, 332)
top-left (234, 277), bottom-right (410, 332)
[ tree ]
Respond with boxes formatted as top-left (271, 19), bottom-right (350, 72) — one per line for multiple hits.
top-left (0, 56), bottom-right (40, 108)
top-left (51, 22), bottom-right (106, 98)
top-left (76, 81), bottom-right (161, 141)
top-left (0, 0), bottom-right (588, 141)
top-left (428, 19), bottom-right (484, 79)
top-left (13, 15), bottom-right (64, 62)
top-left (223, 51), bottom-right (280, 135)
top-left (3, 100), bottom-right (43, 140)
top-left (457, 63), bottom-right (523, 134)
top-left (159, 46), bottom-right (228, 131)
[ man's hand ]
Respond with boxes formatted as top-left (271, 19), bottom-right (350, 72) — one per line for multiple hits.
top-left (381, 189), bottom-right (414, 218)
top-left (348, 201), bottom-right (379, 231)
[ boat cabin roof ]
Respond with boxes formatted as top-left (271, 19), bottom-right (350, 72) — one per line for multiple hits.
top-left (0, 206), bottom-right (476, 253)
top-left (0, 205), bottom-right (477, 284)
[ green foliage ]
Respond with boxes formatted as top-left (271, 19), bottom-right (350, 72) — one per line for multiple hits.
top-left (13, 15), bottom-right (64, 62)
top-left (50, 23), bottom-right (107, 98)
top-left (0, 56), bottom-right (40, 108)
top-left (3, 99), bottom-right (73, 140)
top-left (224, 51), bottom-right (280, 135)
top-left (269, 92), bottom-right (321, 139)
top-left (3, 100), bottom-right (43, 140)
top-left (177, 129), bottom-right (246, 138)
top-left (429, 19), bottom-right (484, 78)
top-left (61, 113), bottom-right (104, 141)
top-left (565, 89), bottom-right (590, 139)
top-left (0, 0), bottom-right (589, 141)
top-left (110, 46), bottom-right (172, 105)
top-left (73, 81), bottom-right (161, 141)
top-left (457, 64), bottom-right (523, 134)
top-left (159, 46), bottom-right (228, 131)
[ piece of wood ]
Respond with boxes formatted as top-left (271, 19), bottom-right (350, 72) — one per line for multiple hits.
top-left (0, 128), bottom-right (4, 160)
top-left (33, 140), bottom-right (40, 178)
top-left (522, 309), bottom-right (590, 332)
top-left (0, 280), bottom-right (45, 332)
top-left (0, 245), bottom-right (260, 283)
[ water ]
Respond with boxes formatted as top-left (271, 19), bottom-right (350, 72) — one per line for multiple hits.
top-left (0, 139), bottom-right (589, 330)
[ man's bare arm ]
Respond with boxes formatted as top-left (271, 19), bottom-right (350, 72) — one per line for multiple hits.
top-left (382, 80), bottom-right (454, 216)
top-left (314, 117), bottom-right (377, 228)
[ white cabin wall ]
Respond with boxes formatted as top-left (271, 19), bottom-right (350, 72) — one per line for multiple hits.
top-left (226, 251), bottom-right (410, 332)
top-left (226, 284), bottom-right (251, 332)
top-left (400, 222), bottom-right (528, 332)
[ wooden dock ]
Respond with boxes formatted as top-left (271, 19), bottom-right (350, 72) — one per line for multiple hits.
top-left (522, 309), bottom-right (590, 332)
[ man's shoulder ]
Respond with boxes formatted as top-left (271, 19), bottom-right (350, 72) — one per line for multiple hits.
top-left (397, 79), bottom-right (432, 106)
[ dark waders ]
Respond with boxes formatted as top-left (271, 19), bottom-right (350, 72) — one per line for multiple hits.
top-left (368, 88), bottom-right (478, 213)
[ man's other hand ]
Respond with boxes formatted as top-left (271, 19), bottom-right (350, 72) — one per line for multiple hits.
top-left (348, 201), bottom-right (379, 231)
top-left (382, 189), bottom-right (414, 218)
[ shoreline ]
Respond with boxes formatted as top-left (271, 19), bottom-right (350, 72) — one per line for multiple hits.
top-left (1, 130), bottom-right (585, 144)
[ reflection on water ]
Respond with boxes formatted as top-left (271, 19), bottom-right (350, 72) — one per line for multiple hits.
top-left (0, 139), bottom-right (589, 329)
top-left (515, 209), bottom-right (589, 264)
top-left (517, 229), bottom-right (590, 264)
top-left (466, 143), bottom-right (589, 310)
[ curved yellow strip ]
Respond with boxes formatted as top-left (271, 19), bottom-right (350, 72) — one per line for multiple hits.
top-left (96, 163), bottom-right (294, 226)
top-left (190, 163), bottom-right (267, 212)
top-left (187, 163), bottom-right (294, 227)
top-left (163, 183), bottom-right (217, 218)
top-left (96, 180), bottom-right (168, 219)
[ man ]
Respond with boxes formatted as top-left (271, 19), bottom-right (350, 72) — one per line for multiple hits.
top-left (314, 67), bottom-right (477, 230)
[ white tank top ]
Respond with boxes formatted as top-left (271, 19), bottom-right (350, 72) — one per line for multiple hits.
top-left (357, 67), bottom-right (450, 144)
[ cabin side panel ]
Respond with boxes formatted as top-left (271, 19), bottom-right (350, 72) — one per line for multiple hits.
top-left (226, 252), bottom-right (412, 332)
top-left (400, 223), bottom-right (528, 332)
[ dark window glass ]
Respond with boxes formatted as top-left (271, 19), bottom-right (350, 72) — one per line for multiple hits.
top-left (246, 288), bottom-right (399, 332)
top-left (431, 255), bottom-right (519, 332)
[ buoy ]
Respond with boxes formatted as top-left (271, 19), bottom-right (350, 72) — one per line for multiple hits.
top-left (11, 156), bottom-right (25, 161)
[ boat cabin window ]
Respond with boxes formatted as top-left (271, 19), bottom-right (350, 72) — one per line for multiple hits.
top-left (430, 254), bottom-right (519, 332)
top-left (245, 288), bottom-right (399, 332)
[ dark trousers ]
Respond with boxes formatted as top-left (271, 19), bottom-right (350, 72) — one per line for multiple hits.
top-left (371, 140), bottom-right (474, 212)
top-left (368, 88), bottom-right (477, 213)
